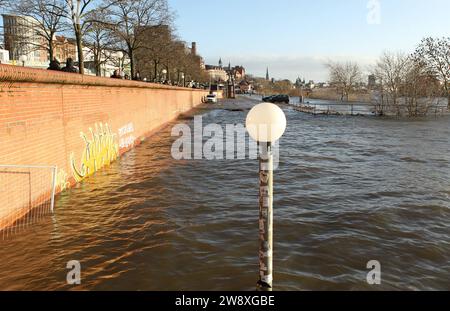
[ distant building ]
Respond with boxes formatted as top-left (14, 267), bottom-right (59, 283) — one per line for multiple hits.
top-left (205, 64), bottom-right (228, 82)
top-left (2, 14), bottom-right (79, 68)
top-left (191, 42), bottom-right (197, 56)
top-left (188, 42), bottom-right (205, 69)
top-left (238, 80), bottom-right (252, 93)
top-left (266, 67), bottom-right (270, 81)
top-left (233, 66), bottom-right (246, 80)
top-left (0, 49), bottom-right (9, 63)
top-left (2, 14), bottom-right (48, 63)
top-left (54, 36), bottom-right (77, 63)
top-left (224, 65), bottom-right (246, 82)
top-left (205, 58), bottom-right (229, 82)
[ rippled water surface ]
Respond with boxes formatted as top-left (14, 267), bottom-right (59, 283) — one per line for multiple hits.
top-left (0, 98), bottom-right (449, 290)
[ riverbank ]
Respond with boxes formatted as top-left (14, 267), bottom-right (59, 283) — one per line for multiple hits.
top-left (308, 87), bottom-right (372, 103)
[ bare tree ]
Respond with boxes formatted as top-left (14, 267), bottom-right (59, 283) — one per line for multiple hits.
top-left (414, 37), bottom-right (450, 107)
top-left (374, 52), bottom-right (410, 115)
top-left (402, 59), bottom-right (442, 117)
top-left (6, 0), bottom-right (66, 62)
top-left (84, 11), bottom-right (117, 76)
top-left (167, 40), bottom-right (208, 84)
top-left (326, 61), bottom-right (362, 101)
top-left (169, 40), bottom-right (189, 83)
top-left (64, 0), bottom-right (99, 74)
top-left (161, 38), bottom-right (183, 82)
top-left (103, 0), bottom-right (172, 78)
top-left (185, 52), bottom-right (208, 83)
top-left (373, 51), bottom-right (442, 117)
top-left (135, 24), bottom-right (173, 81)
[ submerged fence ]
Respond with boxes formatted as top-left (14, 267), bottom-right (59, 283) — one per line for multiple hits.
top-left (0, 165), bottom-right (57, 238)
top-left (294, 102), bottom-right (375, 116)
top-left (290, 97), bottom-right (449, 117)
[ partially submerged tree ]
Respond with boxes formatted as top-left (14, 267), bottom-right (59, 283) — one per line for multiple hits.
top-left (414, 37), bottom-right (450, 107)
top-left (401, 60), bottom-right (441, 117)
top-left (373, 51), bottom-right (442, 117)
top-left (326, 61), bottom-right (362, 101)
top-left (374, 52), bottom-right (410, 114)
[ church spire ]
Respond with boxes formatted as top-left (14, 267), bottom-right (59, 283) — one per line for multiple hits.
top-left (266, 67), bottom-right (270, 81)
top-left (219, 58), bottom-right (223, 68)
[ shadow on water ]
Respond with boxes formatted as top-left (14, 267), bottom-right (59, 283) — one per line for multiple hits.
top-left (0, 98), bottom-right (449, 290)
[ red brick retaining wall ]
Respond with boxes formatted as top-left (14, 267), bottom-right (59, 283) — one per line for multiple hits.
top-left (0, 64), bottom-right (208, 230)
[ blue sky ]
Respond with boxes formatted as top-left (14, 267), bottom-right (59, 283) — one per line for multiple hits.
top-left (170, 0), bottom-right (450, 81)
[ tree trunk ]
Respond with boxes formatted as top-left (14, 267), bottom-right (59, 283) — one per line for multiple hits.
top-left (166, 64), bottom-right (170, 81)
top-left (75, 24), bottom-right (84, 74)
top-left (444, 82), bottom-right (450, 109)
top-left (446, 90), bottom-right (450, 110)
top-left (95, 48), bottom-right (101, 77)
top-left (129, 48), bottom-right (135, 78)
top-left (154, 59), bottom-right (158, 81)
top-left (48, 38), bottom-right (54, 63)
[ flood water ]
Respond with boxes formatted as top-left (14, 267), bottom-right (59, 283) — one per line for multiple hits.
top-left (0, 98), bottom-right (449, 291)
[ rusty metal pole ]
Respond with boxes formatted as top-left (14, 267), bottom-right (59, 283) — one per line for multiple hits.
top-left (257, 142), bottom-right (273, 291)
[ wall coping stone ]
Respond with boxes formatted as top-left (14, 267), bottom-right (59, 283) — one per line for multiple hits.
top-left (0, 64), bottom-right (205, 91)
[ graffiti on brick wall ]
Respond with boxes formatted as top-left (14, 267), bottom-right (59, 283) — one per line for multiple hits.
top-left (118, 122), bottom-right (136, 150)
top-left (56, 168), bottom-right (71, 192)
top-left (70, 123), bottom-right (119, 182)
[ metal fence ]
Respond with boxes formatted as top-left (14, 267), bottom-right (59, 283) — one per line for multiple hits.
top-left (0, 165), bottom-right (57, 238)
top-left (293, 102), bottom-right (375, 116)
top-left (290, 97), bottom-right (449, 117)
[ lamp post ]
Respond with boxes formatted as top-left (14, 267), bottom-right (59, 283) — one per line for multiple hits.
top-left (117, 51), bottom-right (123, 76)
top-left (162, 69), bottom-right (167, 82)
top-left (246, 103), bottom-right (287, 291)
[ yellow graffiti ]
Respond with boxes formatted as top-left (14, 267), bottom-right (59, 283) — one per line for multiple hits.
top-left (56, 169), bottom-right (71, 192)
top-left (70, 123), bottom-right (119, 182)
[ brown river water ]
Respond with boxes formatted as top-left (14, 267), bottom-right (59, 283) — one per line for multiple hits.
top-left (0, 97), bottom-right (449, 290)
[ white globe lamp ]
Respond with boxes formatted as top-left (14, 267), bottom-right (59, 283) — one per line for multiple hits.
top-left (246, 103), bottom-right (287, 143)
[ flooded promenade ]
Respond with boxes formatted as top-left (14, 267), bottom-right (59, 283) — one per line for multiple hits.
top-left (0, 97), bottom-right (449, 291)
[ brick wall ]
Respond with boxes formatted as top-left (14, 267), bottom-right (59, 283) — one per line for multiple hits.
top-left (0, 64), bottom-right (208, 230)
